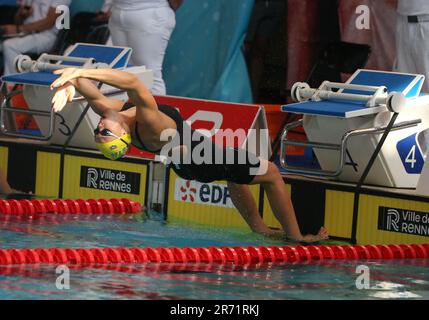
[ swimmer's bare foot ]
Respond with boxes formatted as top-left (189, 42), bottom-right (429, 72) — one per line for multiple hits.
top-left (253, 227), bottom-right (285, 239)
top-left (6, 189), bottom-right (33, 200)
top-left (263, 229), bottom-right (286, 240)
top-left (288, 227), bottom-right (329, 243)
top-left (10, 189), bottom-right (26, 194)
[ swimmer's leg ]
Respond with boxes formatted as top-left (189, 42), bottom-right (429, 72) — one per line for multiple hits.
top-left (250, 160), bottom-right (328, 242)
top-left (227, 182), bottom-right (276, 236)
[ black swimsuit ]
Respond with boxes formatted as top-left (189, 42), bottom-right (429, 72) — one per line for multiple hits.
top-left (132, 104), bottom-right (184, 153)
top-left (123, 102), bottom-right (260, 184)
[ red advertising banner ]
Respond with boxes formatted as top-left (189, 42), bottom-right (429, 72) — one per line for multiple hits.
top-left (127, 96), bottom-right (262, 159)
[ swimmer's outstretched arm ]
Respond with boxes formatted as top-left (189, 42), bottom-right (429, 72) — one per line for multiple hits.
top-left (69, 78), bottom-right (125, 116)
top-left (50, 68), bottom-right (177, 138)
top-left (51, 68), bottom-right (158, 112)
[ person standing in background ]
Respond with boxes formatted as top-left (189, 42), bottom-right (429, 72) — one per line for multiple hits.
top-left (68, 0), bottom-right (113, 46)
top-left (244, 0), bottom-right (286, 103)
top-left (0, 0), bottom-right (72, 75)
top-left (98, 0), bottom-right (113, 22)
top-left (396, 0), bottom-right (429, 91)
top-left (108, 0), bottom-right (183, 95)
top-left (0, 1), bottom-right (19, 25)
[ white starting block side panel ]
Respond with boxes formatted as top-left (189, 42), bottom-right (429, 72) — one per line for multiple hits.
top-left (305, 106), bottom-right (429, 187)
top-left (388, 104), bottom-right (429, 187)
top-left (416, 136), bottom-right (429, 196)
top-left (25, 67), bottom-right (153, 150)
top-left (304, 114), bottom-right (395, 187)
top-left (23, 86), bottom-right (123, 149)
top-left (301, 69), bottom-right (429, 188)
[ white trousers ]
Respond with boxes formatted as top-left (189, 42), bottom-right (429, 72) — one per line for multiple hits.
top-left (396, 14), bottom-right (429, 92)
top-left (109, 7), bottom-right (176, 95)
top-left (2, 31), bottom-right (57, 75)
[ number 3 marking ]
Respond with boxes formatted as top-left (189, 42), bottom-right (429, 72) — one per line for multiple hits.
top-left (55, 113), bottom-right (71, 136)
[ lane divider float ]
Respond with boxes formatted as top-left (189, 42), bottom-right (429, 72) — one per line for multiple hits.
top-left (0, 199), bottom-right (142, 215)
top-left (0, 244), bottom-right (427, 266)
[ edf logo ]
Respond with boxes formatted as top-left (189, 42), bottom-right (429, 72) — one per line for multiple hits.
top-left (199, 184), bottom-right (231, 206)
top-left (174, 179), bottom-right (234, 208)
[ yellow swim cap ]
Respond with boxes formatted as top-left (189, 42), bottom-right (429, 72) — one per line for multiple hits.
top-left (96, 133), bottom-right (132, 160)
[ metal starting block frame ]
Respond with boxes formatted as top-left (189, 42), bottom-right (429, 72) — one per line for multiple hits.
top-left (280, 69), bottom-right (429, 188)
top-left (0, 43), bottom-right (150, 148)
top-left (14, 53), bottom-right (109, 73)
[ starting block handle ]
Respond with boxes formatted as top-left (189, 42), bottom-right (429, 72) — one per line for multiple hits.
top-left (21, 61), bottom-right (63, 73)
top-left (38, 54), bottom-right (95, 64)
top-left (15, 54), bottom-right (109, 73)
top-left (323, 81), bottom-right (383, 92)
top-left (279, 118), bottom-right (422, 177)
top-left (291, 81), bottom-right (406, 112)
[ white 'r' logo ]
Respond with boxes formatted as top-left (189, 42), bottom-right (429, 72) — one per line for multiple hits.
top-left (87, 168), bottom-right (98, 188)
top-left (386, 209), bottom-right (400, 231)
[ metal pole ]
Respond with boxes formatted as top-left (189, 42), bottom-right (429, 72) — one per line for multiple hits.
top-left (350, 112), bottom-right (399, 244)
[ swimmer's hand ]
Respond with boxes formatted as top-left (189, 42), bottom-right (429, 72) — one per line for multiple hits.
top-left (51, 82), bottom-right (75, 113)
top-left (50, 68), bottom-right (82, 90)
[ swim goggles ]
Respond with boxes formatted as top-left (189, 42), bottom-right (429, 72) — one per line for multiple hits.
top-left (94, 128), bottom-right (132, 160)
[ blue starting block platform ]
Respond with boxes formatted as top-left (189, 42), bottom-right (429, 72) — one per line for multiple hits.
top-left (280, 69), bottom-right (429, 189)
top-left (1, 43), bottom-right (132, 86)
top-left (282, 69), bottom-right (425, 118)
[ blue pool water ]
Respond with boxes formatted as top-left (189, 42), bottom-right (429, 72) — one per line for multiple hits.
top-left (0, 212), bottom-right (428, 300)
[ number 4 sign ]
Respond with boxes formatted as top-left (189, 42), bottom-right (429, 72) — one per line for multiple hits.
top-left (397, 133), bottom-right (425, 174)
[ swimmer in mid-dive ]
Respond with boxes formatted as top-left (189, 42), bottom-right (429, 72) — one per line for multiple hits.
top-left (50, 67), bottom-right (328, 243)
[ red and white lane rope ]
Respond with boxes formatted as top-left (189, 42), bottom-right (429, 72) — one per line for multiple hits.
top-left (0, 244), bottom-right (427, 266)
top-left (0, 198), bottom-right (142, 215)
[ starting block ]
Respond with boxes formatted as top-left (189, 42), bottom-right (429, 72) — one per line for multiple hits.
top-left (281, 69), bottom-right (429, 188)
top-left (0, 43), bottom-right (154, 149)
